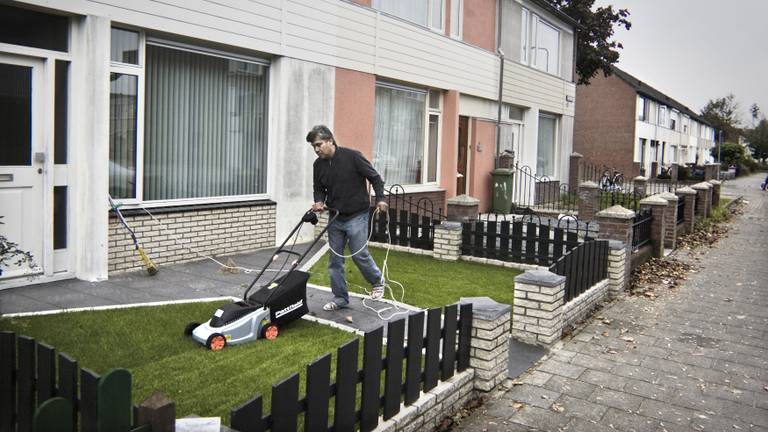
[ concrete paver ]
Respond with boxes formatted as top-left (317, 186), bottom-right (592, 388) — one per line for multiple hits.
top-left (460, 173), bottom-right (768, 432)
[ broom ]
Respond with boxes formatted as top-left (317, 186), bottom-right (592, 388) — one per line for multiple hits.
top-left (108, 195), bottom-right (159, 276)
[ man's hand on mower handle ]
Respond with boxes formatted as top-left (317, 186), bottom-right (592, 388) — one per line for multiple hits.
top-left (312, 202), bottom-right (325, 212)
top-left (376, 201), bottom-right (388, 213)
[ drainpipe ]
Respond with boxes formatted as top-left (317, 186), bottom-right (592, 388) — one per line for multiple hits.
top-left (495, 0), bottom-right (504, 169)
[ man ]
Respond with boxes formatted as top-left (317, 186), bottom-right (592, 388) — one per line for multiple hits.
top-left (307, 125), bottom-right (388, 311)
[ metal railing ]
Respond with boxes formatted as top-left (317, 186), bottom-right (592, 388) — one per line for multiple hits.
top-left (632, 209), bottom-right (652, 251)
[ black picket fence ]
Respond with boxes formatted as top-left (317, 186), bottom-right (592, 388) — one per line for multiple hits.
top-left (598, 189), bottom-right (643, 211)
top-left (632, 209), bottom-right (653, 251)
top-left (230, 304), bottom-right (472, 432)
top-left (461, 214), bottom-right (596, 267)
top-left (549, 240), bottom-right (609, 303)
top-left (646, 180), bottom-right (697, 195)
top-left (0, 332), bottom-right (148, 432)
top-left (503, 163), bottom-right (577, 214)
top-left (677, 198), bottom-right (685, 224)
top-left (369, 184), bottom-right (445, 250)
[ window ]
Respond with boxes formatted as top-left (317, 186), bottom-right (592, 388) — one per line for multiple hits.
top-left (683, 115), bottom-right (690, 134)
top-left (520, 8), bottom-right (530, 63)
top-left (373, 82), bottom-right (441, 185)
top-left (0, 4), bottom-right (69, 52)
top-left (532, 17), bottom-right (559, 75)
top-left (108, 29), bottom-right (270, 201)
top-left (637, 96), bottom-right (648, 121)
top-left (373, 0), bottom-right (444, 31)
top-left (505, 103), bottom-right (525, 122)
top-left (638, 138), bottom-right (646, 164)
top-left (537, 114), bottom-right (557, 176)
top-left (670, 145), bottom-right (677, 163)
top-left (658, 105), bottom-right (667, 127)
top-left (450, 0), bottom-right (462, 39)
top-left (670, 110), bottom-right (679, 131)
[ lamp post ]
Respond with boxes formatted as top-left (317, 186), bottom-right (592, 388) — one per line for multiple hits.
top-left (717, 129), bottom-right (722, 180)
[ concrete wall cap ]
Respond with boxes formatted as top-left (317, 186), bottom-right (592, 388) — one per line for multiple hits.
top-left (705, 162), bottom-right (721, 166)
top-left (580, 181), bottom-right (599, 189)
top-left (692, 182), bottom-right (712, 190)
top-left (596, 205), bottom-right (636, 219)
top-left (459, 296), bottom-right (512, 321)
top-left (515, 270), bottom-right (566, 288)
top-left (447, 194), bottom-right (480, 206)
top-left (639, 195), bottom-right (668, 205)
top-left (633, 176), bottom-right (648, 181)
top-left (608, 239), bottom-right (625, 250)
top-left (675, 187), bottom-right (696, 194)
top-left (709, 180), bottom-right (722, 185)
top-left (570, 152), bottom-right (583, 158)
top-left (658, 192), bottom-right (679, 200)
top-left (437, 221), bottom-right (463, 230)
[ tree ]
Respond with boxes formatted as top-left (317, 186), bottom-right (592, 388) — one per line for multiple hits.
top-left (747, 119), bottom-right (768, 163)
top-left (750, 103), bottom-right (760, 127)
top-left (700, 94), bottom-right (742, 142)
top-left (547, 0), bottom-right (631, 85)
top-left (710, 142), bottom-right (744, 166)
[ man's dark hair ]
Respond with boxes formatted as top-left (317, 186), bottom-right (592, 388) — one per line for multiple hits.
top-left (306, 125), bottom-right (336, 145)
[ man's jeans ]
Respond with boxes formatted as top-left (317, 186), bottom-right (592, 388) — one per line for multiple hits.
top-left (328, 211), bottom-right (383, 306)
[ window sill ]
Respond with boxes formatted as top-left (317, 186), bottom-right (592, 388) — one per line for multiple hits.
top-left (376, 184), bottom-right (445, 196)
top-left (111, 196), bottom-right (275, 216)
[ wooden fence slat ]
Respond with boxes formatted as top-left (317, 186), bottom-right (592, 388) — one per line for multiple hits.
top-left (420, 215), bottom-right (431, 249)
top-left (538, 225), bottom-right (549, 266)
top-left (80, 369), bottom-right (100, 432)
top-left (36, 343), bottom-right (56, 405)
top-left (32, 397), bottom-right (73, 432)
top-left (499, 221), bottom-right (510, 261)
top-left (360, 327), bottom-right (383, 432)
top-left (405, 312), bottom-right (424, 405)
top-left (18, 336), bottom-right (36, 432)
top-left (230, 395), bottom-right (264, 432)
top-left (460, 222), bottom-right (472, 255)
top-left (553, 228), bottom-right (564, 260)
top-left (422, 309), bottom-right (441, 392)
top-left (525, 223), bottom-right (537, 264)
top-left (383, 319), bottom-right (405, 420)
top-left (486, 221), bottom-right (497, 260)
top-left (388, 208), bottom-right (397, 244)
top-left (441, 305), bottom-right (458, 381)
top-left (473, 221), bottom-right (484, 258)
top-left (457, 304), bottom-right (473, 371)
top-left (305, 354), bottom-right (331, 432)
top-left (565, 249), bottom-right (575, 302)
top-left (0, 332), bottom-right (16, 432)
top-left (271, 373), bottom-right (299, 432)
top-left (409, 213), bottom-right (419, 247)
top-left (57, 354), bottom-right (77, 431)
top-left (97, 369), bottom-right (132, 432)
top-left (398, 210), bottom-right (408, 246)
top-left (333, 340), bottom-right (358, 431)
top-left (566, 231), bottom-right (578, 251)
top-left (511, 221), bottom-right (523, 261)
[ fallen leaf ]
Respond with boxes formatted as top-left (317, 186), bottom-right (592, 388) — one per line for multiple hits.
top-left (602, 331), bottom-right (610, 337)
top-left (512, 402), bottom-right (524, 409)
top-left (620, 336), bottom-right (635, 343)
top-left (551, 403), bottom-right (565, 413)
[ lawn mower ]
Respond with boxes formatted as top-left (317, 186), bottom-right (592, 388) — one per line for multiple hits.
top-left (185, 208), bottom-right (337, 350)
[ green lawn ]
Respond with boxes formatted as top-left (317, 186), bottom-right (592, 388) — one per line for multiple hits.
top-left (0, 301), bottom-right (357, 423)
top-left (308, 246), bottom-right (519, 308)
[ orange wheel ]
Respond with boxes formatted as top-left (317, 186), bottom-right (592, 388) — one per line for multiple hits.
top-left (206, 333), bottom-right (226, 351)
top-left (264, 325), bottom-right (279, 340)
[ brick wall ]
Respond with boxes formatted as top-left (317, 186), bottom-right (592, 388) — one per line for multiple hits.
top-left (108, 202), bottom-right (276, 273)
top-left (573, 73), bottom-right (638, 178)
top-left (562, 279), bottom-right (609, 329)
top-left (389, 190), bottom-right (447, 216)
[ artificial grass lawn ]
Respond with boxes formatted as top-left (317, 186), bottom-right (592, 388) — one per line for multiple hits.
top-left (0, 301), bottom-right (358, 423)
top-left (308, 247), bottom-right (519, 308)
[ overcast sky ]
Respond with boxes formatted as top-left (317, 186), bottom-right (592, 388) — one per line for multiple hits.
top-left (593, 0), bottom-right (768, 127)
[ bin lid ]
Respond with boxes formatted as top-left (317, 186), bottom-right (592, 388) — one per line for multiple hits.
top-left (491, 168), bottom-right (514, 176)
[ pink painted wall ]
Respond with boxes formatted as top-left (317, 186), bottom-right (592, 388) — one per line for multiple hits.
top-left (440, 90), bottom-right (460, 203)
top-left (462, 0), bottom-right (496, 52)
top-left (468, 118), bottom-right (496, 211)
top-left (349, 0), bottom-right (371, 7)
top-left (334, 67), bottom-right (375, 158)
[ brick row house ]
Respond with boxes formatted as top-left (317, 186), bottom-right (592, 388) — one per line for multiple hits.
top-left (574, 67), bottom-right (716, 179)
top-left (0, 0), bottom-right (578, 287)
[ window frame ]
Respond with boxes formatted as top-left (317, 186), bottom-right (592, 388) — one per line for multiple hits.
top-left (637, 96), bottom-right (648, 122)
top-left (536, 112), bottom-right (559, 178)
top-left (449, 0), bottom-right (463, 39)
top-left (108, 28), bottom-right (271, 206)
top-left (658, 105), bottom-right (667, 127)
top-left (520, 8), bottom-right (530, 64)
top-left (531, 14), bottom-right (560, 76)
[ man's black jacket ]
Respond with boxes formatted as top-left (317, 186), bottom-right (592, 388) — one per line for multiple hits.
top-left (313, 146), bottom-right (385, 219)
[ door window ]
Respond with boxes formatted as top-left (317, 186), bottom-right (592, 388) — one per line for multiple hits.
top-left (0, 63), bottom-right (32, 166)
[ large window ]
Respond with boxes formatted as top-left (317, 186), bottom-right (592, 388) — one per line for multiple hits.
top-left (658, 105), bottom-right (667, 127)
top-left (373, 83), bottom-right (440, 185)
top-left (521, 10), bottom-right (560, 75)
top-left (373, 0), bottom-right (444, 31)
top-left (449, 0), bottom-right (462, 39)
top-left (637, 96), bottom-right (648, 121)
top-left (536, 114), bottom-right (557, 177)
top-left (108, 28), bottom-right (269, 201)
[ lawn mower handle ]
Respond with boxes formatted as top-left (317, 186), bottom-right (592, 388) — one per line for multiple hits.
top-left (242, 208), bottom-right (338, 301)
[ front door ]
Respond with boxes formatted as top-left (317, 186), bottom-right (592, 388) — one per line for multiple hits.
top-left (456, 116), bottom-right (469, 195)
top-left (0, 54), bottom-right (45, 280)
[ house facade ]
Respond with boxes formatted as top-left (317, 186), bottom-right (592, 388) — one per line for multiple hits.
top-left (574, 67), bottom-right (716, 178)
top-left (0, 0), bottom-right (577, 288)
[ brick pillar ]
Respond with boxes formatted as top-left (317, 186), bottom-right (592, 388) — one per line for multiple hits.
top-left (704, 163), bottom-right (720, 181)
top-left (569, 152), bottom-right (583, 191)
top-left (651, 161), bottom-right (659, 178)
top-left (433, 222), bottom-right (463, 261)
top-left (675, 187), bottom-right (696, 235)
top-left (596, 205), bottom-right (636, 292)
top-left (670, 163), bottom-right (679, 181)
top-left (512, 270), bottom-right (566, 346)
top-left (639, 195), bottom-right (667, 258)
top-left (577, 181), bottom-right (599, 221)
top-left (658, 192), bottom-right (678, 249)
top-left (460, 296), bottom-right (511, 392)
top-left (607, 240), bottom-right (628, 298)
top-left (447, 194), bottom-right (480, 222)
top-left (633, 176), bottom-right (647, 197)
top-left (692, 182), bottom-right (711, 219)
top-left (709, 180), bottom-right (722, 208)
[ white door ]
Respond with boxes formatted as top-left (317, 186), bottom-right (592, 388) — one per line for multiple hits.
top-left (0, 54), bottom-right (45, 280)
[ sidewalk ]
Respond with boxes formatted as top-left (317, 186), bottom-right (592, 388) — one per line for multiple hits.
top-left (459, 173), bottom-right (768, 432)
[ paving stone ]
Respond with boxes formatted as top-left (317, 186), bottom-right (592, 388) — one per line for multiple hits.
top-left (611, 363), bottom-right (661, 383)
top-left (637, 398), bottom-right (694, 425)
top-left (569, 353), bottom-right (616, 372)
top-left (579, 370), bottom-right (625, 392)
top-left (600, 407), bottom-right (659, 432)
top-left (554, 395), bottom-right (607, 422)
top-left (588, 388), bottom-right (645, 412)
top-left (502, 384), bottom-right (561, 409)
top-left (542, 375), bottom-right (598, 400)
top-left (519, 370), bottom-right (552, 387)
top-left (536, 359), bottom-right (587, 379)
top-left (506, 405), bottom-right (571, 431)
top-left (623, 378), bottom-right (674, 402)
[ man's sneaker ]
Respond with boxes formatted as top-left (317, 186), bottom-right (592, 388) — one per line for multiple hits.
top-left (323, 301), bottom-right (342, 311)
top-left (370, 284), bottom-right (385, 300)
